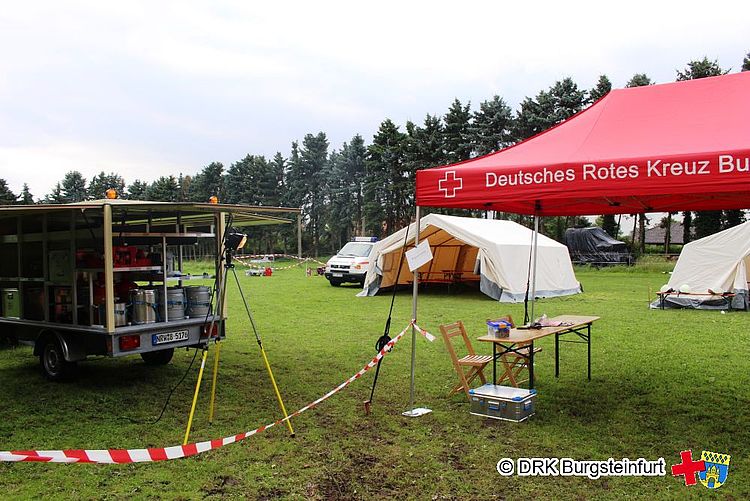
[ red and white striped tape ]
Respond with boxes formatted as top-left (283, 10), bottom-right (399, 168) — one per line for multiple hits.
top-left (234, 254), bottom-right (328, 270)
top-left (0, 322), bottom-right (434, 464)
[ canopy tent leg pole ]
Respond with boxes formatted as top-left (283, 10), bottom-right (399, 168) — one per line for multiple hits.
top-left (530, 215), bottom-right (540, 323)
top-left (403, 206), bottom-right (431, 417)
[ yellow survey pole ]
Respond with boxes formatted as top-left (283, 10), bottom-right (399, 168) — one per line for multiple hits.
top-left (184, 349), bottom-right (209, 445)
top-left (208, 340), bottom-right (222, 424)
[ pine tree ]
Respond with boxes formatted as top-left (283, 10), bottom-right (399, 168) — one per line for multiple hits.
top-left (298, 133), bottom-right (330, 255)
top-left (264, 153), bottom-right (286, 207)
top-left (676, 57), bottom-right (728, 80)
top-left (146, 176), bottom-right (180, 202)
top-left (284, 142), bottom-right (304, 209)
top-left (694, 211), bottom-right (722, 239)
top-left (513, 96), bottom-right (546, 141)
top-left (743, 52), bottom-right (750, 71)
top-left (677, 57), bottom-right (728, 238)
top-left (443, 99), bottom-right (473, 163)
top-left (340, 136), bottom-right (368, 234)
top-left (601, 214), bottom-right (618, 238)
top-left (88, 172), bottom-right (125, 199)
top-left (625, 73), bottom-right (653, 88)
top-left (324, 149), bottom-right (351, 251)
top-left (61, 171), bottom-right (88, 202)
top-left (513, 78), bottom-right (587, 142)
top-left (19, 183), bottom-right (34, 204)
top-left (365, 119), bottom-right (407, 237)
top-left (723, 209), bottom-right (745, 229)
top-left (225, 155), bottom-right (270, 205)
top-left (589, 75), bottom-right (612, 103)
top-left (470, 96), bottom-right (513, 156)
top-left (189, 162), bottom-right (225, 203)
top-left (127, 180), bottom-right (149, 200)
top-left (591, 75), bottom-right (614, 234)
top-left (0, 179), bottom-right (17, 204)
top-left (44, 182), bottom-right (65, 203)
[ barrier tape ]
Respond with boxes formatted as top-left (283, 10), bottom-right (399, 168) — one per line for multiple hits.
top-left (234, 254), bottom-right (328, 270)
top-left (0, 322), bottom-right (434, 464)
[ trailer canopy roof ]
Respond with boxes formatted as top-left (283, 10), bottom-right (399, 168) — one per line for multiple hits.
top-left (0, 200), bottom-right (300, 226)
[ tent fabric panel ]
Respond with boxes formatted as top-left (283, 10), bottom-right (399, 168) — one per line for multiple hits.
top-left (666, 221), bottom-right (750, 295)
top-left (360, 214), bottom-right (580, 301)
top-left (415, 72), bottom-right (750, 216)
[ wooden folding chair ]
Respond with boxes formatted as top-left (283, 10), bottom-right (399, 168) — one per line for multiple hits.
top-left (439, 321), bottom-right (493, 400)
top-left (491, 315), bottom-right (542, 387)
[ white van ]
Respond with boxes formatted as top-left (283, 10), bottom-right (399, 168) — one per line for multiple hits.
top-left (324, 237), bottom-right (377, 286)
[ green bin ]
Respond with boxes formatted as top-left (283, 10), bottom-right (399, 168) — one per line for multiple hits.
top-left (1, 288), bottom-right (21, 318)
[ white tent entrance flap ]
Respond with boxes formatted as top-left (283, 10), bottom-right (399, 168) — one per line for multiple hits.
top-left (359, 214), bottom-right (581, 302)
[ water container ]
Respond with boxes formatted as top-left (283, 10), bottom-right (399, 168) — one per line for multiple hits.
top-left (185, 286), bottom-right (212, 318)
top-left (130, 288), bottom-right (157, 324)
top-left (158, 287), bottom-right (186, 321)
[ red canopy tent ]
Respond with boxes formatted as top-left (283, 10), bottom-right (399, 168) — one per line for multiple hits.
top-left (402, 73), bottom-right (749, 413)
top-left (416, 72), bottom-right (750, 216)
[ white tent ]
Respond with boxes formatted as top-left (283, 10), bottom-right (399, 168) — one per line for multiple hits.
top-left (359, 214), bottom-right (581, 302)
top-left (656, 221), bottom-right (750, 310)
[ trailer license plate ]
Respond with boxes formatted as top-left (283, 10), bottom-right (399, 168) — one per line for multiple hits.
top-left (332, 273), bottom-right (343, 277)
top-left (152, 330), bottom-right (189, 345)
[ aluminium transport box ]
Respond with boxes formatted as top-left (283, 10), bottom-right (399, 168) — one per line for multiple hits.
top-left (469, 384), bottom-right (536, 422)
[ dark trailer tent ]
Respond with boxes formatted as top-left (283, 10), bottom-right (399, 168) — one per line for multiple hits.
top-left (564, 227), bottom-right (631, 265)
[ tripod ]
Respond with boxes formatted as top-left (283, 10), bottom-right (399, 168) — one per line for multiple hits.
top-left (183, 245), bottom-right (295, 444)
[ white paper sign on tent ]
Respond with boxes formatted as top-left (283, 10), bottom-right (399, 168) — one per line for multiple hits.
top-left (406, 240), bottom-right (433, 272)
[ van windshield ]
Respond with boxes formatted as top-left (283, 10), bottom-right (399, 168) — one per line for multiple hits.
top-left (337, 242), bottom-right (373, 257)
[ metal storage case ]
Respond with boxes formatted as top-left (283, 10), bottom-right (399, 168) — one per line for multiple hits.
top-left (469, 384), bottom-right (536, 422)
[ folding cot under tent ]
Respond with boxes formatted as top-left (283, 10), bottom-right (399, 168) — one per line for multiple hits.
top-left (360, 214), bottom-right (581, 302)
top-left (653, 220), bottom-right (750, 310)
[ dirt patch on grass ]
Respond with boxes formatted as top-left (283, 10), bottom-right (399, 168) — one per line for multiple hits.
top-left (316, 450), bottom-right (381, 500)
top-left (201, 475), bottom-right (240, 497)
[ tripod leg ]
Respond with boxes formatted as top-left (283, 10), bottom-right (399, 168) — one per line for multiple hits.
top-left (207, 269), bottom-right (229, 424)
top-left (230, 266), bottom-right (295, 437)
top-left (260, 345), bottom-right (295, 437)
top-left (208, 340), bottom-right (221, 424)
top-left (184, 348), bottom-right (209, 445)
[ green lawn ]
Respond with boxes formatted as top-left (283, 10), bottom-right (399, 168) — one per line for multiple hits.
top-left (1, 261), bottom-right (748, 499)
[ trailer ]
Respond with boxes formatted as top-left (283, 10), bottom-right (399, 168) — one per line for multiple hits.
top-left (0, 199), bottom-right (300, 380)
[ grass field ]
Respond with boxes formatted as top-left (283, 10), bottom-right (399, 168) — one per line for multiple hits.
top-left (1, 259), bottom-right (748, 499)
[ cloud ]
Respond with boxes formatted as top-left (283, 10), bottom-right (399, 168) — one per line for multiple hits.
top-left (0, 140), bottom-right (192, 197)
top-left (0, 0), bottom-right (748, 198)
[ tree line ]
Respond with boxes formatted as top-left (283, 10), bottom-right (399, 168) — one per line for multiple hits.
top-left (1, 53), bottom-right (748, 257)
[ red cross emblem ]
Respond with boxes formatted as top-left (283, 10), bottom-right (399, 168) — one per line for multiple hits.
top-left (671, 450), bottom-right (706, 486)
top-left (438, 171), bottom-right (463, 198)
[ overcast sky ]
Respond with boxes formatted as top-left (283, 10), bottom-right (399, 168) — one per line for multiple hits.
top-left (0, 1), bottom-right (748, 199)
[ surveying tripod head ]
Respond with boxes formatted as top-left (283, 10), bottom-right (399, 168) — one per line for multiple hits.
top-left (223, 228), bottom-right (248, 267)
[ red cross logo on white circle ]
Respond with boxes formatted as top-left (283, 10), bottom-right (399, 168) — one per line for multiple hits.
top-left (438, 170), bottom-right (463, 198)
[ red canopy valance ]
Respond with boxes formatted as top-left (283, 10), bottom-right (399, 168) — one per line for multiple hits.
top-left (416, 72), bottom-right (750, 216)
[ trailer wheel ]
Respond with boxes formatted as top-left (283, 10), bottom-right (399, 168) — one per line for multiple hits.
top-left (39, 337), bottom-right (77, 381)
top-left (141, 348), bottom-right (174, 366)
